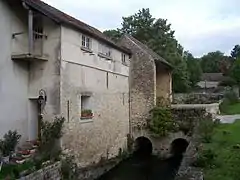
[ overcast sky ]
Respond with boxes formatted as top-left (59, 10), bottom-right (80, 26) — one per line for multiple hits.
top-left (43, 0), bottom-right (240, 57)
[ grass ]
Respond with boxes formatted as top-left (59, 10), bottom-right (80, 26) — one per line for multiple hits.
top-left (220, 102), bottom-right (240, 115)
top-left (0, 161), bottom-right (34, 179)
top-left (200, 120), bottom-right (240, 180)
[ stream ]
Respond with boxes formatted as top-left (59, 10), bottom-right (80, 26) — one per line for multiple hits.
top-left (97, 154), bottom-right (183, 180)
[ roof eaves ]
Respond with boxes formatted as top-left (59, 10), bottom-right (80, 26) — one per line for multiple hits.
top-left (125, 35), bottom-right (172, 69)
top-left (24, 0), bottom-right (131, 55)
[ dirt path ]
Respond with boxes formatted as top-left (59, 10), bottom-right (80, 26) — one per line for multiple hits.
top-left (216, 114), bottom-right (240, 124)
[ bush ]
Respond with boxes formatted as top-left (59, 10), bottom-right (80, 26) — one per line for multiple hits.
top-left (0, 130), bottom-right (21, 156)
top-left (219, 77), bottom-right (237, 87)
top-left (61, 155), bottom-right (78, 180)
top-left (40, 117), bottom-right (65, 145)
top-left (220, 90), bottom-right (239, 113)
top-left (39, 117), bottom-right (65, 160)
top-left (198, 118), bottom-right (216, 143)
top-left (219, 99), bottom-right (230, 113)
top-left (148, 107), bottom-right (177, 137)
top-left (224, 90), bottom-right (239, 104)
top-left (193, 149), bottom-right (217, 168)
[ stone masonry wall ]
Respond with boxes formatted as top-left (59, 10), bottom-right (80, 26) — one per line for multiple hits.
top-left (119, 36), bottom-right (156, 135)
top-left (60, 62), bottom-right (129, 167)
top-left (17, 162), bottom-right (61, 180)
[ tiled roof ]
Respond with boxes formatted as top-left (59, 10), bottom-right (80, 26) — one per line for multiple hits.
top-left (124, 35), bottom-right (172, 68)
top-left (23, 0), bottom-right (131, 54)
top-left (197, 81), bottom-right (219, 88)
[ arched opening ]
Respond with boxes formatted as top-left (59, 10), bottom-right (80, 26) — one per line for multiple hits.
top-left (133, 136), bottom-right (153, 157)
top-left (170, 138), bottom-right (189, 155)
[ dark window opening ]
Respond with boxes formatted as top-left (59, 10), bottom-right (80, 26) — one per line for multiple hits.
top-left (106, 72), bottom-right (109, 89)
top-left (33, 15), bottom-right (43, 39)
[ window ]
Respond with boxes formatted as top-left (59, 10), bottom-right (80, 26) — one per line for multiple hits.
top-left (82, 35), bottom-right (91, 49)
top-left (122, 53), bottom-right (126, 64)
top-left (106, 72), bottom-right (109, 89)
top-left (80, 95), bottom-right (93, 119)
top-left (99, 43), bottom-right (112, 57)
top-left (33, 15), bottom-right (43, 39)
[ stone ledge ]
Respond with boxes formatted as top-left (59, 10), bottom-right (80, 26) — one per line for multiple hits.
top-left (17, 162), bottom-right (61, 180)
top-left (77, 157), bottom-right (121, 180)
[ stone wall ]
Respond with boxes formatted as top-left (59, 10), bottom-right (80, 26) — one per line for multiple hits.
top-left (171, 108), bottom-right (206, 180)
top-left (172, 103), bottom-right (220, 119)
top-left (77, 158), bottom-right (120, 180)
top-left (17, 162), bottom-right (61, 180)
top-left (173, 93), bottom-right (223, 104)
top-left (119, 35), bottom-right (156, 133)
top-left (61, 62), bottom-right (129, 167)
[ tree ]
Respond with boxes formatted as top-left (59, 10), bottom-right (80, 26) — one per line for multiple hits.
top-left (200, 51), bottom-right (225, 73)
top-left (185, 52), bottom-right (202, 88)
top-left (104, 8), bottom-right (190, 93)
top-left (103, 30), bottom-right (122, 42)
top-left (231, 45), bottom-right (240, 60)
top-left (230, 58), bottom-right (240, 85)
top-left (172, 57), bottom-right (190, 93)
top-left (219, 56), bottom-right (233, 75)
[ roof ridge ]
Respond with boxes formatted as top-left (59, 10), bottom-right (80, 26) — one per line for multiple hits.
top-left (23, 0), bottom-right (131, 54)
top-left (124, 34), bottom-right (172, 68)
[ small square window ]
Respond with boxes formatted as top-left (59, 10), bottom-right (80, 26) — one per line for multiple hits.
top-left (82, 35), bottom-right (91, 49)
top-left (80, 95), bottom-right (93, 119)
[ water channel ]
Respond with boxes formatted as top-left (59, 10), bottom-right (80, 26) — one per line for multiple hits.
top-left (97, 137), bottom-right (189, 180)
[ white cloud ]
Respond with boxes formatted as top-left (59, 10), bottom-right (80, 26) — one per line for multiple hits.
top-left (43, 0), bottom-right (240, 57)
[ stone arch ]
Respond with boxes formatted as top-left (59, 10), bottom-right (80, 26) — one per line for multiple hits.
top-left (133, 136), bottom-right (153, 157)
top-left (170, 138), bottom-right (189, 155)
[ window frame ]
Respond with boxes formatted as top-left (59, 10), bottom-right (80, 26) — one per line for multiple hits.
top-left (99, 43), bottom-right (112, 58)
top-left (82, 35), bottom-right (92, 49)
top-left (121, 53), bottom-right (126, 64)
top-left (33, 15), bottom-right (44, 40)
top-left (80, 95), bottom-right (93, 120)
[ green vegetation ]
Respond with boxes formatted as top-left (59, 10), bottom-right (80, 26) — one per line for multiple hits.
top-left (148, 107), bottom-right (176, 137)
top-left (104, 8), bottom-right (191, 93)
top-left (0, 161), bottom-right (34, 179)
top-left (0, 117), bottom-right (65, 179)
top-left (0, 130), bottom-right (21, 156)
top-left (104, 7), bottom-right (240, 92)
top-left (220, 90), bottom-right (240, 115)
top-left (220, 102), bottom-right (240, 115)
top-left (197, 120), bottom-right (240, 180)
top-left (230, 58), bottom-right (240, 85)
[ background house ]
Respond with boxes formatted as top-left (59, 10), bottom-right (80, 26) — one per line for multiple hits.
top-left (197, 73), bottom-right (227, 93)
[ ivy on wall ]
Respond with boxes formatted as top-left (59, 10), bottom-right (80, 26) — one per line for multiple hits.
top-left (148, 107), bottom-right (177, 137)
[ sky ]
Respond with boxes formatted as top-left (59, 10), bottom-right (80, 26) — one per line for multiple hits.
top-left (43, 0), bottom-right (240, 57)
